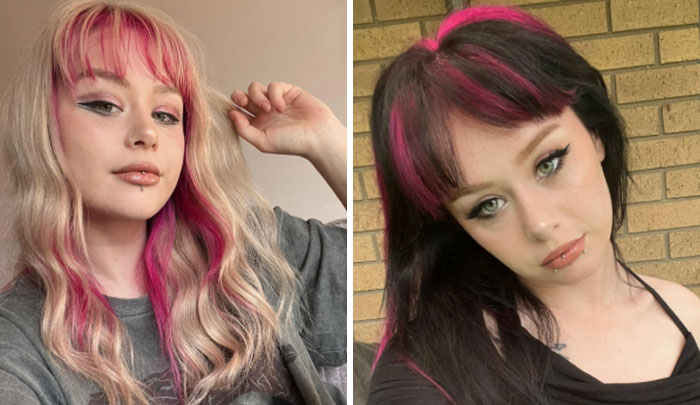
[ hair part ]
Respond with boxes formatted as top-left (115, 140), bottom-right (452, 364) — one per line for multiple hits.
top-left (1, 1), bottom-right (298, 404)
top-left (371, 6), bottom-right (629, 403)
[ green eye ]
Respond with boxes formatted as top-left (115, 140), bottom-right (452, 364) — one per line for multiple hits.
top-left (482, 199), bottom-right (500, 213)
top-left (537, 157), bottom-right (561, 177)
top-left (535, 145), bottom-right (569, 179)
top-left (467, 197), bottom-right (505, 219)
top-left (79, 101), bottom-right (120, 115)
top-left (153, 111), bottom-right (179, 124)
top-left (538, 158), bottom-right (559, 176)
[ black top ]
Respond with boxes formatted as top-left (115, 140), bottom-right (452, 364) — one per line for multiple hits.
top-left (368, 271), bottom-right (700, 404)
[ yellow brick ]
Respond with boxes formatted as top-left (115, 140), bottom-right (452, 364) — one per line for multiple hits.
top-left (354, 171), bottom-right (364, 201)
top-left (529, 2), bottom-right (608, 38)
top-left (611, 0), bottom-right (699, 32)
top-left (660, 28), bottom-right (700, 64)
top-left (377, 231), bottom-right (386, 259)
top-left (361, 170), bottom-right (380, 199)
top-left (471, 0), bottom-right (558, 5)
top-left (632, 258), bottom-right (700, 285)
top-left (603, 75), bottom-right (612, 98)
top-left (617, 233), bottom-right (666, 262)
top-left (628, 172), bottom-right (663, 203)
top-left (620, 106), bottom-right (658, 138)
top-left (354, 0), bottom-right (373, 24)
top-left (354, 100), bottom-right (371, 134)
top-left (616, 65), bottom-right (700, 104)
top-left (628, 135), bottom-right (700, 170)
top-left (375, 0), bottom-right (446, 22)
top-left (423, 19), bottom-right (442, 38)
top-left (572, 34), bottom-right (654, 71)
top-left (627, 199), bottom-right (700, 232)
top-left (354, 320), bottom-right (384, 343)
top-left (354, 262), bottom-right (386, 291)
top-left (354, 291), bottom-right (386, 321)
top-left (354, 23), bottom-right (422, 62)
top-left (666, 167), bottom-right (700, 198)
top-left (354, 135), bottom-right (374, 167)
top-left (670, 229), bottom-right (700, 258)
top-left (354, 200), bottom-right (385, 232)
top-left (663, 99), bottom-right (700, 133)
top-left (354, 63), bottom-right (382, 98)
top-left (689, 286), bottom-right (700, 297)
top-left (354, 233), bottom-right (378, 262)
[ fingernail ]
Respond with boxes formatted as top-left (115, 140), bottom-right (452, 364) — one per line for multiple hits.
top-left (263, 102), bottom-right (271, 111)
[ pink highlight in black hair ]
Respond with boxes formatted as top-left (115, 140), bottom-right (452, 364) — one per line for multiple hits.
top-left (369, 5), bottom-right (629, 403)
top-left (435, 6), bottom-right (562, 43)
top-left (381, 13), bottom-right (575, 217)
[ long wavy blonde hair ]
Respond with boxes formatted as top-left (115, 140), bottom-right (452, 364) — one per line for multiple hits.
top-left (0, 1), bottom-right (299, 404)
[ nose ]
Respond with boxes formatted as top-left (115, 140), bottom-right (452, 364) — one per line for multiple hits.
top-left (126, 108), bottom-right (158, 150)
top-left (516, 186), bottom-right (560, 242)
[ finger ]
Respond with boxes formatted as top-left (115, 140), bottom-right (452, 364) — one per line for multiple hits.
top-left (228, 109), bottom-right (271, 153)
top-left (247, 81), bottom-right (272, 113)
top-left (231, 91), bottom-right (265, 115)
top-left (230, 90), bottom-right (249, 107)
top-left (267, 82), bottom-right (288, 113)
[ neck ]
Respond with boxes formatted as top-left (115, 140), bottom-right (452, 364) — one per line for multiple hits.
top-left (84, 211), bottom-right (149, 299)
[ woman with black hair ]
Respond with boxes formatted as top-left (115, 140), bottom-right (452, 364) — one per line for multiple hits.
top-left (367, 6), bottom-right (700, 404)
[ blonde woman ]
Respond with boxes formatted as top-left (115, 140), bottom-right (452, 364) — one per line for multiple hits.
top-left (0, 1), bottom-right (347, 404)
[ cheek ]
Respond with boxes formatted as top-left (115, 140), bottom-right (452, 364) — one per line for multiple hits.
top-left (59, 121), bottom-right (104, 175)
top-left (570, 155), bottom-right (613, 230)
top-left (461, 224), bottom-right (519, 267)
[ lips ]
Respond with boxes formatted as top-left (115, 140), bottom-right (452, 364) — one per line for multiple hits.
top-left (113, 161), bottom-right (161, 186)
top-left (541, 235), bottom-right (586, 270)
top-left (114, 161), bottom-right (160, 176)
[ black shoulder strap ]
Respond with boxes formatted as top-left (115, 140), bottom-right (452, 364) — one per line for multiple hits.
top-left (623, 262), bottom-right (690, 337)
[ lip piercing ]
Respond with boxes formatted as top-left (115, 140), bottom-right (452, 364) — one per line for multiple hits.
top-left (553, 249), bottom-right (588, 273)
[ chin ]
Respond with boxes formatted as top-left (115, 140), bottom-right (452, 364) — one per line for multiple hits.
top-left (84, 203), bottom-right (164, 223)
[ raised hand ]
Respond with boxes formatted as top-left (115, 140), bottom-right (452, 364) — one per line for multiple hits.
top-left (229, 81), bottom-right (347, 206)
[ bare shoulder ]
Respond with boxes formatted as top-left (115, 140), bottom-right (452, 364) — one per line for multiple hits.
top-left (638, 274), bottom-right (700, 336)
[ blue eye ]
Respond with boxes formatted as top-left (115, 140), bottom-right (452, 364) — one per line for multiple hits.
top-left (152, 111), bottom-right (179, 124)
top-left (78, 100), bottom-right (121, 115)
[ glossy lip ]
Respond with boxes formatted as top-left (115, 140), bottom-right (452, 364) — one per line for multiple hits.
top-left (113, 161), bottom-right (160, 176)
top-left (541, 235), bottom-right (586, 268)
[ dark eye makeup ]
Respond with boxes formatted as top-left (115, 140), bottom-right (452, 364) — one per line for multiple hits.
top-left (78, 100), bottom-right (180, 125)
top-left (466, 144), bottom-right (571, 220)
top-left (78, 100), bottom-right (121, 115)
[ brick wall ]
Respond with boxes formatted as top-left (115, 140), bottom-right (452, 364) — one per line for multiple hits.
top-left (353, 0), bottom-right (700, 343)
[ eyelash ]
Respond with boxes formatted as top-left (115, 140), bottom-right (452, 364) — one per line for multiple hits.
top-left (78, 101), bottom-right (180, 125)
top-left (466, 145), bottom-right (571, 220)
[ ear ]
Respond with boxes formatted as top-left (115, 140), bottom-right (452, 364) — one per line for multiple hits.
top-left (591, 133), bottom-right (605, 163)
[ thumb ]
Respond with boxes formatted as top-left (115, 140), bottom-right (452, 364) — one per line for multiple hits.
top-left (229, 109), bottom-right (271, 152)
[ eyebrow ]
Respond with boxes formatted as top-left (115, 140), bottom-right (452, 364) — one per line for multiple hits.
top-left (449, 122), bottom-right (561, 201)
top-left (77, 69), bottom-right (180, 95)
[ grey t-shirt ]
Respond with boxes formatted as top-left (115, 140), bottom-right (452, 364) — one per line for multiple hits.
top-left (0, 208), bottom-right (346, 404)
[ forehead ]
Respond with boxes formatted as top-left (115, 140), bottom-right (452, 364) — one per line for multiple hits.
top-left (62, 24), bottom-right (176, 91)
top-left (448, 107), bottom-right (577, 181)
